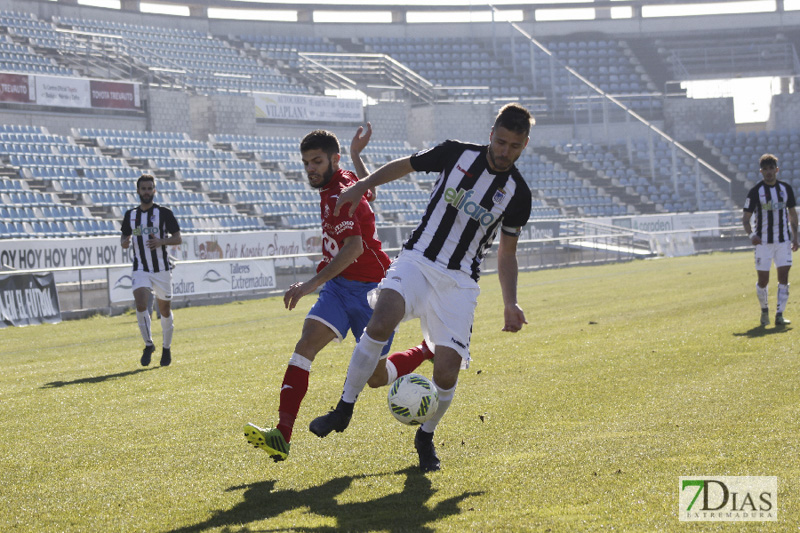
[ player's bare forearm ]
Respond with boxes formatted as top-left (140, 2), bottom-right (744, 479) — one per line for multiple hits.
top-left (120, 235), bottom-right (130, 249)
top-left (742, 211), bottom-right (753, 235)
top-left (350, 129), bottom-right (371, 180)
top-left (497, 232), bottom-right (527, 332)
top-left (742, 212), bottom-right (762, 245)
top-left (284, 236), bottom-right (363, 310)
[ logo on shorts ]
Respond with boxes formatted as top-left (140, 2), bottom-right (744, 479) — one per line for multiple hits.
top-left (450, 337), bottom-right (467, 349)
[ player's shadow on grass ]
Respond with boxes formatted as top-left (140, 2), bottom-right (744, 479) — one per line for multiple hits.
top-left (733, 325), bottom-right (793, 338)
top-left (40, 368), bottom-right (155, 389)
top-left (167, 466), bottom-right (483, 533)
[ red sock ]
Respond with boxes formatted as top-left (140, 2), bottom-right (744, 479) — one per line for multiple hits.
top-left (387, 340), bottom-right (434, 378)
top-left (276, 364), bottom-right (309, 443)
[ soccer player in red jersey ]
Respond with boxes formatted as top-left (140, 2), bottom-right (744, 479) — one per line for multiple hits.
top-left (243, 125), bottom-right (431, 461)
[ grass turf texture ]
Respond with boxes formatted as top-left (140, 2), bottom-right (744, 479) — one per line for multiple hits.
top-left (1, 251), bottom-right (797, 532)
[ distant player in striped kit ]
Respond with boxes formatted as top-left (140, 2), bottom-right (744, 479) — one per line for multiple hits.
top-left (310, 103), bottom-right (533, 472)
top-left (120, 174), bottom-right (182, 366)
top-left (743, 153), bottom-right (799, 327)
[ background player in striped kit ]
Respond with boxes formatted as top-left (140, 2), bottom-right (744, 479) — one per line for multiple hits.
top-left (743, 153), bottom-right (799, 326)
top-left (120, 174), bottom-right (182, 366)
top-left (309, 103), bottom-right (533, 472)
top-left (243, 125), bottom-right (432, 463)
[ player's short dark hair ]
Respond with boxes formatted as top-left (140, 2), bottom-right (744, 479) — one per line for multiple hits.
top-left (760, 153), bottom-right (778, 169)
top-left (300, 130), bottom-right (340, 157)
top-left (494, 103), bottom-right (534, 137)
top-left (137, 174), bottom-right (155, 188)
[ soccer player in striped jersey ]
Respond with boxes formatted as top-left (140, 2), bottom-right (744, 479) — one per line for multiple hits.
top-left (310, 103), bottom-right (533, 472)
top-left (743, 153), bottom-right (799, 326)
top-left (243, 125), bottom-right (432, 462)
top-left (120, 174), bottom-right (182, 366)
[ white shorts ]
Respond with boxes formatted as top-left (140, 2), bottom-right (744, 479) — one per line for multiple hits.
top-left (755, 242), bottom-right (793, 271)
top-left (131, 270), bottom-right (173, 301)
top-left (369, 250), bottom-right (479, 366)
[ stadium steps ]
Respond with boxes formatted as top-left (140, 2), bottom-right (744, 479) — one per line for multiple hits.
top-left (329, 38), bottom-right (365, 54)
top-left (536, 146), bottom-right (652, 214)
top-left (624, 38), bottom-right (671, 92)
top-left (682, 139), bottom-right (747, 208)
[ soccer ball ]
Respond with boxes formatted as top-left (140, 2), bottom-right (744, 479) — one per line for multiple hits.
top-left (387, 373), bottom-right (439, 425)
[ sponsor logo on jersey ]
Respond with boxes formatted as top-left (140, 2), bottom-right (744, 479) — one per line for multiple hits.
top-left (444, 187), bottom-right (497, 226)
top-left (761, 200), bottom-right (787, 211)
top-left (333, 220), bottom-right (355, 234)
top-left (132, 226), bottom-right (159, 236)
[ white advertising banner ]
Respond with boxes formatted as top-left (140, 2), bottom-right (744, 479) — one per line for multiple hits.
top-left (254, 92), bottom-right (364, 123)
top-left (108, 259), bottom-right (277, 303)
top-left (601, 213), bottom-right (722, 239)
top-left (35, 75), bottom-right (91, 108)
top-left (0, 230), bottom-right (321, 271)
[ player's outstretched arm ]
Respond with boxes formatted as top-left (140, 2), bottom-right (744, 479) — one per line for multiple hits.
top-left (350, 122), bottom-right (372, 180)
top-left (497, 231), bottom-right (527, 332)
top-left (334, 156), bottom-right (415, 217)
top-left (350, 122), bottom-right (377, 201)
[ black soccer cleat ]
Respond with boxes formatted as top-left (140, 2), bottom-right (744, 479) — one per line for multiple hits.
top-left (160, 347), bottom-right (171, 367)
top-left (141, 344), bottom-right (155, 367)
top-left (309, 405), bottom-right (352, 437)
top-left (414, 428), bottom-right (441, 473)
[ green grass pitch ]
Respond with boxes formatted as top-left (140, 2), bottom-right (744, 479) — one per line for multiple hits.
top-left (1, 251), bottom-right (797, 532)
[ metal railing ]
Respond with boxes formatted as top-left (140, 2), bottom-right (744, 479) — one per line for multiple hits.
top-left (491, 7), bottom-right (734, 211)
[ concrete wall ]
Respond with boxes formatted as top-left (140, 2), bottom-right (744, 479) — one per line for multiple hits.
top-left (663, 96), bottom-right (735, 141)
top-left (768, 93), bottom-right (800, 132)
top-left (188, 93), bottom-right (256, 141)
top-left (365, 101), bottom-right (409, 144)
top-left (147, 88), bottom-right (191, 135)
top-left (408, 102), bottom-right (495, 148)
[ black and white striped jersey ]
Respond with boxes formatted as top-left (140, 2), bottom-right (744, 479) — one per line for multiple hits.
top-left (405, 140), bottom-right (532, 281)
top-left (744, 180), bottom-right (797, 244)
top-left (120, 203), bottom-right (180, 273)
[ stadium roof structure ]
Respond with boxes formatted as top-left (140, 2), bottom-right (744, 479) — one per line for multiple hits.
top-left (91, 0), bottom-right (800, 22)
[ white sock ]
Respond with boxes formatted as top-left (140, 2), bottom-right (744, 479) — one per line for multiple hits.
top-left (161, 314), bottom-right (174, 349)
top-left (384, 359), bottom-right (398, 386)
top-left (777, 283), bottom-right (789, 314)
top-left (136, 310), bottom-right (152, 346)
top-left (421, 380), bottom-right (457, 434)
top-left (756, 284), bottom-right (769, 310)
top-left (288, 352), bottom-right (313, 371)
top-left (341, 331), bottom-right (387, 403)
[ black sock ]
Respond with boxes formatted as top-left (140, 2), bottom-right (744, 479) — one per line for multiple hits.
top-left (336, 399), bottom-right (354, 417)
